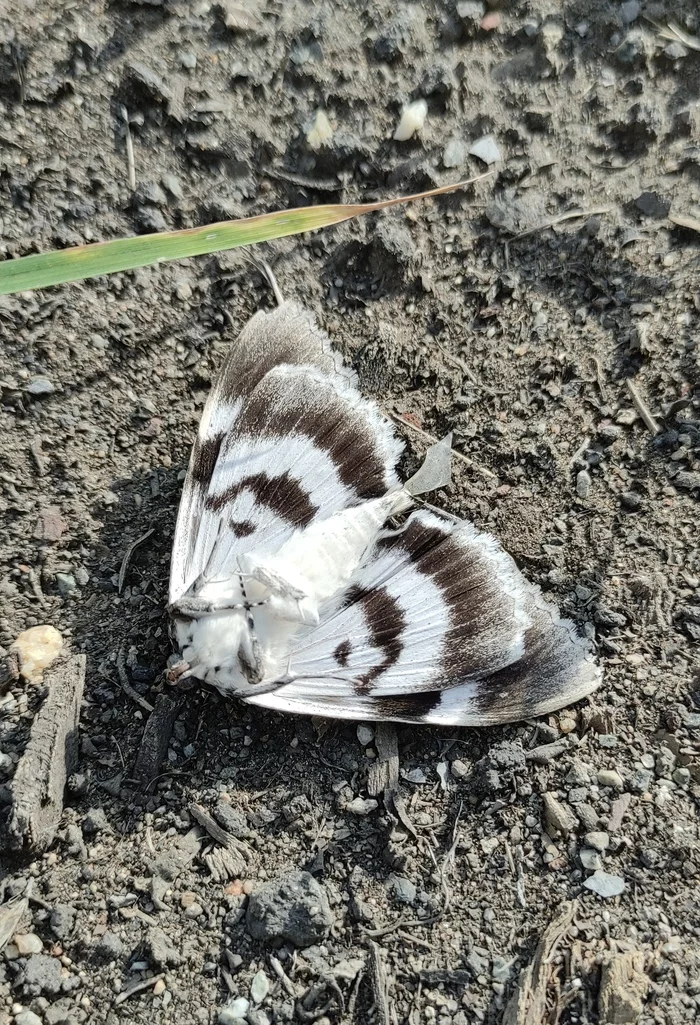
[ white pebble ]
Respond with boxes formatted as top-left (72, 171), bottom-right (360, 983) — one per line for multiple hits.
top-left (356, 725), bottom-right (374, 746)
top-left (218, 998), bottom-right (249, 1024)
top-left (469, 134), bottom-right (502, 165)
top-left (393, 99), bottom-right (428, 141)
top-left (11, 625), bottom-right (63, 683)
top-left (13, 934), bottom-right (43, 955)
top-left (306, 110), bottom-right (333, 151)
top-left (250, 969), bottom-right (270, 1004)
top-left (583, 871), bottom-right (625, 899)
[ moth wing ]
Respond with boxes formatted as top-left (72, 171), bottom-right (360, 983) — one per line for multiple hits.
top-left (245, 510), bottom-right (601, 725)
top-left (169, 302), bottom-right (402, 602)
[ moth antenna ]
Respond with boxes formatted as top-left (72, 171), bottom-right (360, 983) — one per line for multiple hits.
top-left (257, 260), bottom-right (285, 307)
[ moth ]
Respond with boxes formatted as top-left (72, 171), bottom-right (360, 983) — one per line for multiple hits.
top-left (167, 283), bottom-right (601, 725)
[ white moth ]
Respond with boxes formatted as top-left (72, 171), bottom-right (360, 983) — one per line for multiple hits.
top-left (168, 285), bottom-right (601, 725)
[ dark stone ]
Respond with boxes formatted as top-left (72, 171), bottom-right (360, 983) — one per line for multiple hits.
top-left (93, 931), bottom-right (124, 963)
top-left (23, 954), bottom-right (62, 995)
top-left (246, 871), bottom-right (333, 947)
top-left (634, 191), bottom-right (671, 218)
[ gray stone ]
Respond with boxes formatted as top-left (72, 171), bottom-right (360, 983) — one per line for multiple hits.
top-left (630, 768), bottom-right (653, 793)
top-left (469, 135), bottom-right (501, 165)
top-left (246, 872), bottom-right (333, 947)
top-left (94, 931), bottom-right (124, 962)
top-left (583, 871), bottom-right (625, 898)
top-left (576, 470), bottom-right (591, 499)
top-left (218, 997), bottom-right (248, 1023)
top-left (26, 377), bottom-right (55, 396)
top-left (23, 954), bottom-right (62, 994)
top-left (466, 947), bottom-right (489, 976)
top-left (161, 173), bottom-right (184, 199)
top-left (543, 792), bottom-right (577, 835)
top-left (15, 1012), bottom-right (43, 1025)
top-left (597, 769), bottom-right (623, 789)
top-left (50, 903), bottom-right (77, 940)
top-left (620, 1), bottom-right (641, 25)
top-left (82, 807), bottom-right (109, 834)
top-left (568, 787), bottom-right (588, 804)
top-left (55, 573), bottom-right (77, 596)
top-left (566, 759), bottom-right (591, 785)
top-left (584, 831), bottom-right (610, 852)
top-left (443, 137), bottom-right (469, 168)
top-left (386, 874), bottom-right (416, 904)
top-left (214, 801), bottom-right (250, 837)
top-left (356, 725), bottom-right (374, 746)
top-left (634, 191), bottom-right (671, 219)
top-left (250, 969), bottom-right (270, 1004)
top-left (146, 926), bottom-right (182, 968)
top-left (580, 848), bottom-right (603, 871)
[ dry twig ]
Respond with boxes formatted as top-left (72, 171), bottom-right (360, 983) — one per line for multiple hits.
top-left (390, 411), bottom-right (497, 481)
top-left (626, 379), bottom-right (660, 436)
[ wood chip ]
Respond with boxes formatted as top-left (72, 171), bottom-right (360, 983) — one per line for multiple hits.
top-left (502, 901), bottom-right (576, 1025)
top-left (367, 722), bottom-right (399, 797)
top-left (133, 693), bottom-right (181, 786)
top-left (368, 941), bottom-right (391, 1025)
top-left (7, 655), bottom-right (86, 851)
top-left (0, 896), bottom-right (28, 951)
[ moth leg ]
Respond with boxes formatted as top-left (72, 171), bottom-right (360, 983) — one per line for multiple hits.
top-left (169, 595), bottom-right (269, 618)
top-left (237, 573), bottom-right (265, 684)
top-left (239, 554), bottom-right (319, 625)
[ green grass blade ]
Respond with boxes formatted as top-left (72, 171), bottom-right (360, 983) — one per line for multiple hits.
top-left (0, 175), bottom-right (489, 296)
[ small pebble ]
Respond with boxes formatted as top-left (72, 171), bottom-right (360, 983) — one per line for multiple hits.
top-left (344, 797), bottom-right (378, 816)
top-left (584, 831), bottom-right (610, 852)
top-left (451, 759), bottom-right (469, 779)
top-left (579, 848), bottom-right (603, 871)
top-left (468, 135), bottom-right (501, 165)
top-left (306, 110), bottom-right (333, 150)
top-left (11, 625), bottom-right (63, 683)
top-left (583, 871), bottom-right (625, 899)
top-left (597, 769), bottom-right (623, 789)
top-left (26, 377), bottom-right (55, 396)
top-left (356, 725), bottom-right (374, 746)
top-left (13, 934), bottom-right (43, 955)
top-left (250, 970), bottom-right (270, 1004)
top-left (576, 470), bottom-right (592, 499)
top-left (393, 99), bottom-right (428, 141)
top-left (218, 999), bottom-right (248, 1025)
top-left (443, 137), bottom-right (468, 168)
top-left (14, 1012), bottom-right (43, 1025)
top-left (153, 979), bottom-right (166, 996)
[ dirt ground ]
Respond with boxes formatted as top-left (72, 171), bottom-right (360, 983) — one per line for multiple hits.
top-left (1, 1), bottom-right (700, 1023)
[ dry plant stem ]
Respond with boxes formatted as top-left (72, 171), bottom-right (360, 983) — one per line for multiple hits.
top-left (116, 642), bottom-right (154, 714)
top-left (509, 206), bottom-right (612, 242)
top-left (669, 213), bottom-right (700, 233)
top-left (121, 105), bottom-right (136, 191)
top-left (118, 527), bottom-right (155, 595)
top-left (390, 410), bottom-right (497, 481)
top-left (626, 379), bottom-right (660, 435)
top-left (114, 973), bottom-right (165, 1005)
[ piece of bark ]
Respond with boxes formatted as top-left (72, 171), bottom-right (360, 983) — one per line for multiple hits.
top-left (367, 723), bottom-right (399, 797)
top-left (133, 693), bottom-right (181, 787)
top-left (0, 647), bottom-right (20, 696)
top-left (7, 655), bottom-right (86, 851)
top-left (598, 950), bottom-right (650, 1024)
top-left (502, 901), bottom-right (576, 1025)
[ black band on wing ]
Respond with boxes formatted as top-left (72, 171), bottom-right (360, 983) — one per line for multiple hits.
top-left (343, 585), bottom-right (407, 693)
top-left (205, 471), bottom-right (318, 528)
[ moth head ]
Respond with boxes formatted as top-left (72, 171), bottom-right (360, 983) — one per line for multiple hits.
top-left (172, 613), bottom-right (263, 698)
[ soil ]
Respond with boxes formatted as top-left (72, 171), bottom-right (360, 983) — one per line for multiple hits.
top-left (1, 2), bottom-right (700, 1024)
